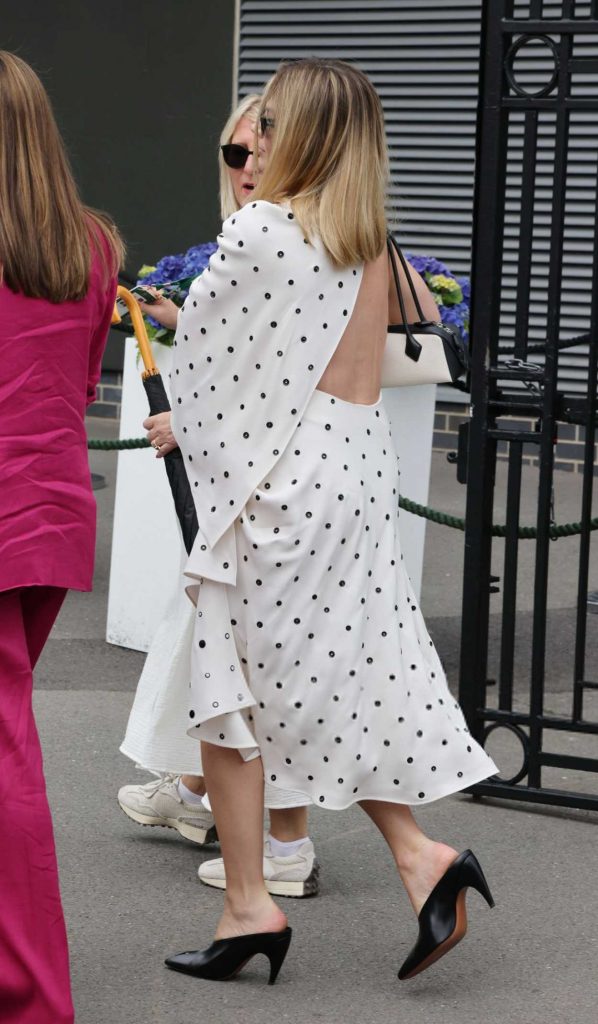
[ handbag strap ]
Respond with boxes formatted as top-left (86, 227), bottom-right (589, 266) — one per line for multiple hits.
top-left (387, 233), bottom-right (423, 362)
top-left (387, 233), bottom-right (428, 323)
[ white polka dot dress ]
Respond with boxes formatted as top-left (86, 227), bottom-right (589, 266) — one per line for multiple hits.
top-left (171, 201), bottom-right (497, 810)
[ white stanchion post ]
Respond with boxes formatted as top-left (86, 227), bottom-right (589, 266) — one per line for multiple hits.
top-left (382, 385), bottom-right (436, 600)
top-left (106, 338), bottom-right (182, 652)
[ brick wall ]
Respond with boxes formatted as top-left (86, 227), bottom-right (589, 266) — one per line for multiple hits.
top-left (434, 401), bottom-right (596, 474)
top-left (88, 370), bottom-right (122, 420)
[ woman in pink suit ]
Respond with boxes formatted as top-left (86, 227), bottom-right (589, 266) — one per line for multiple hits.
top-left (0, 52), bottom-right (123, 1024)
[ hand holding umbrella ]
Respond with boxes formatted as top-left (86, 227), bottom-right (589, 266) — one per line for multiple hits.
top-left (112, 286), bottom-right (199, 555)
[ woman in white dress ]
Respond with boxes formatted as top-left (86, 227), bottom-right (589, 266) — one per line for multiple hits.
top-left (164, 59), bottom-right (497, 984)
top-left (119, 94), bottom-right (320, 895)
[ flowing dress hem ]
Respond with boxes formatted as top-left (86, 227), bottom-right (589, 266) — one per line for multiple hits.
top-left (258, 762), bottom-right (499, 811)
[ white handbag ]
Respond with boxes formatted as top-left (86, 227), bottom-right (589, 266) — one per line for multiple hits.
top-left (382, 234), bottom-right (469, 388)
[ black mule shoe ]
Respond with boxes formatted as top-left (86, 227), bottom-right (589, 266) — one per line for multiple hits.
top-left (398, 850), bottom-right (494, 981)
top-left (165, 927), bottom-right (292, 984)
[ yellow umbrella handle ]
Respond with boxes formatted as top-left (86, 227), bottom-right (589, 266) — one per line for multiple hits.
top-left (114, 285), bottom-right (159, 377)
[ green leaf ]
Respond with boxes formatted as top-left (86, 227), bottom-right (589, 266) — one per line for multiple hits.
top-left (137, 264), bottom-right (157, 279)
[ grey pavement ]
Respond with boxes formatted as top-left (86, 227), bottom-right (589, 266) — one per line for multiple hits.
top-left (32, 415), bottom-right (598, 1024)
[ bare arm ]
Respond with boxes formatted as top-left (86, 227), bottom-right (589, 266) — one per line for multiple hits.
top-left (388, 255), bottom-right (438, 324)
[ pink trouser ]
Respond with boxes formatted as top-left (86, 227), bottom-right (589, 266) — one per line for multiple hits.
top-left (0, 586), bottom-right (74, 1024)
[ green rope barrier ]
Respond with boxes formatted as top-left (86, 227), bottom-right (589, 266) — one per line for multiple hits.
top-left (87, 435), bottom-right (597, 540)
top-left (396, 497), bottom-right (598, 540)
top-left (87, 437), bottom-right (150, 450)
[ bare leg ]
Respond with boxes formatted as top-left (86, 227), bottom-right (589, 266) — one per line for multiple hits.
top-left (269, 806), bottom-right (308, 841)
top-left (360, 801), bottom-right (457, 915)
top-left (201, 742), bottom-right (287, 940)
top-left (179, 746), bottom-right (206, 795)
top-left (187, 744), bottom-right (307, 834)
top-left (180, 772), bottom-right (206, 796)
top-left (187, 758), bottom-right (307, 836)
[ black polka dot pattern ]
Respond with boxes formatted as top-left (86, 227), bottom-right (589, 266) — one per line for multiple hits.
top-left (170, 200), bottom-right (364, 549)
top-left (184, 389), bottom-right (497, 809)
top-left (173, 200), bottom-right (497, 809)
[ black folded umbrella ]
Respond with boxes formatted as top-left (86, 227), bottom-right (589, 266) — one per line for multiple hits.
top-left (114, 286), bottom-right (199, 555)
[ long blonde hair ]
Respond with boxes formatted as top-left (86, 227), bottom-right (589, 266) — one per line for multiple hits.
top-left (0, 51), bottom-right (123, 302)
top-left (253, 59), bottom-right (388, 268)
top-left (218, 93), bottom-right (262, 220)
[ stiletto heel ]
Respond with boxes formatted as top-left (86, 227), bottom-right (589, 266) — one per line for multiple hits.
top-left (266, 929), bottom-right (293, 985)
top-left (398, 850), bottom-right (494, 981)
top-left (165, 927), bottom-right (292, 984)
top-left (459, 850), bottom-right (495, 908)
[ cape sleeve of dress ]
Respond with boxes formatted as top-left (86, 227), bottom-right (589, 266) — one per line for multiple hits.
top-left (170, 199), bottom-right (364, 569)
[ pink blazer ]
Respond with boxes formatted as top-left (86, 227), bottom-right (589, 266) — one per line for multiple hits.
top-left (0, 238), bottom-right (117, 593)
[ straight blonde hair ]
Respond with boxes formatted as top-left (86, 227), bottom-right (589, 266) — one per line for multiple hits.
top-left (218, 93), bottom-right (262, 220)
top-left (0, 51), bottom-right (123, 303)
top-left (253, 59), bottom-right (389, 268)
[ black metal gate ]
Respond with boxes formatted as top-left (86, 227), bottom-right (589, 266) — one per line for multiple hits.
top-left (459, 0), bottom-right (598, 810)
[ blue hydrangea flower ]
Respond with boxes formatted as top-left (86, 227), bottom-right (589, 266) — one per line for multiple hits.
top-left (405, 251), bottom-right (470, 343)
top-left (139, 242), bottom-right (217, 289)
top-left (404, 252), bottom-right (454, 278)
top-left (457, 276), bottom-right (471, 303)
top-left (137, 241), bottom-right (218, 338)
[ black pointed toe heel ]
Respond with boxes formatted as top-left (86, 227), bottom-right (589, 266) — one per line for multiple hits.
top-left (398, 850), bottom-right (494, 981)
top-left (165, 927), bottom-right (292, 984)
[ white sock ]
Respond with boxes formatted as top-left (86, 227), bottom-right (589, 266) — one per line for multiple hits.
top-left (267, 833), bottom-right (310, 857)
top-left (177, 779), bottom-right (206, 806)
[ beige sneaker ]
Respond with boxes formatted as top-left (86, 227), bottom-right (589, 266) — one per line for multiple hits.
top-left (117, 774), bottom-right (217, 845)
top-left (198, 837), bottom-right (319, 898)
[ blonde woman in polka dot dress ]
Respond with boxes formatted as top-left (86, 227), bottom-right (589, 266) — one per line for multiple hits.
top-left (165, 59), bottom-right (498, 985)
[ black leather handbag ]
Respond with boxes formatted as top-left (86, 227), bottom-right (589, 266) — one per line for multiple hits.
top-left (382, 233), bottom-right (468, 387)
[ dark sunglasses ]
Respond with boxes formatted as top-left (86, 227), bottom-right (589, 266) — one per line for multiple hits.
top-left (221, 144), bottom-right (253, 169)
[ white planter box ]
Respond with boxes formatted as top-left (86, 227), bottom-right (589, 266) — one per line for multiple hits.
top-left (384, 383), bottom-right (436, 599)
top-left (106, 338), bottom-right (182, 651)
top-left (107, 339), bottom-right (435, 651)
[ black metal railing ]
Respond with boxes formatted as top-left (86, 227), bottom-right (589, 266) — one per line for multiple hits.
top-left (459, 0), bottom-right (598, 810)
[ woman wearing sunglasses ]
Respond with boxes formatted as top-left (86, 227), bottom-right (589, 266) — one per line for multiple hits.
top-left (129, 94), bottom-right (263, 347)
top-left (118, 94), bottom-right (320, 900)
top-left (164, 58), bottom-right (497, 986)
